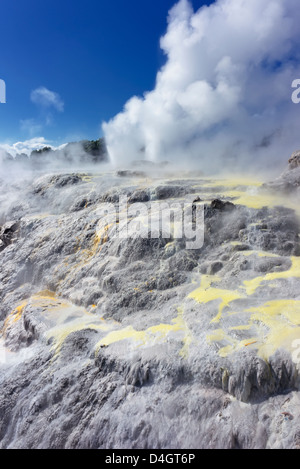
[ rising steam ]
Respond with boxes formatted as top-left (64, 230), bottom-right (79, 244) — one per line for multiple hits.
top-left (103, 0), bottom-right (300, 172)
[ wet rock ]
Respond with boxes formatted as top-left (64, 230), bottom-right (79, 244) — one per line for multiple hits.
top-left (165, 250), bottom-right (198, 272)
top-left (227, 351), bottom-right (297, 403)
top-left (71, 197), bottom-right (93, 212)
top-left (116, 170), bottom-right (146, 178)
top-left (263, 150), bottom-right (300, 193)
top-left (288, 150), bottom-right (300, 170)
top-left (128, 190), bottom-right (150, 203)
top-left (156, 271), bottom-right (187, 290)
top-left (204, 204), bottom-right (246, 247)
top-left (100, 189), bottom-right (124, 204)
top-left (152, 185), bottom-right (190, 200)
top-left (33, 173), bottom-right (83, 195)
top-left (239, 259), bottom-right (250, 271)
top-left (207, 261), bottom-right (223, 275)
top-left (52, 174), bottom-right (82, 188)
top-left (211, 199), bottom-right (236, 211)
top-left (254, 257), bottom-right (292, 273)
top-left (230, 243), bottom-right (251, 252)
top-left (59, 329), bottom-right (99, 359)
top-left (0, 221), bottom-right (20, 251)
top-left (1, 168), bottom-right (300, 449)
top-left (125, 361), bottom-right (151, 387)
top-left (238, 209), bottom-right (300, 256)
top-left (116, 236), bottom-right (169, 263)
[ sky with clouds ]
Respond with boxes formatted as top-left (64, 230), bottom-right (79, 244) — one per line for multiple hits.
top-left (1, 0), bottom-right (300, 169)
top-left (0, 0), bottom-right (196, 154)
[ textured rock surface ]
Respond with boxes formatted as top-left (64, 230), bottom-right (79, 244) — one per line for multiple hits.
top-left (0, 165), bottom-right (300, 448)
top-left (288, 151), bottom-right (300, 170)
top-left (263, 150), bottom-right (300, 194)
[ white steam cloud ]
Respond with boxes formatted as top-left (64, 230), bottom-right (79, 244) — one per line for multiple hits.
top-left (103, 0), bottom-right (300, 172)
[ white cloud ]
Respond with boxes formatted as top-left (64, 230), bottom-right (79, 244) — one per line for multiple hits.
top-left (103, 0), bottom-right (300, 172)
top-left (31, 86), bottom-right (64, 112)
top-left (0, 137), bottom-right (55, 157)
top-left (19, 87), bottom-right (64, 139)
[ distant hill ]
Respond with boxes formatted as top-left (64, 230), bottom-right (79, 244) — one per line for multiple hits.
top-left (1, 138), bottom-right (108, 167)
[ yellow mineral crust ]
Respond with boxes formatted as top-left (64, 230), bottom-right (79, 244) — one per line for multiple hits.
top-left (244, 256), bottom-right (300, 295)
top-left (187, 274), bottom-right (244, 323)
top-left (200, 176), bottom-right (300, 213)
top-left (3, 294), bottom-right (193, 361)
top-left (95, 306), bottom-right (193, 359)
top-left (188, 252), bottom-right (300, 360)
top-left (2, 301), bottom-right (28, 333)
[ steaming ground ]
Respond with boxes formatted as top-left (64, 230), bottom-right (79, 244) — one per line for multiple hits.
top-left (1, 0), bottom-right (300, 448)
top-left (0, 155), bottom-right (300, 448)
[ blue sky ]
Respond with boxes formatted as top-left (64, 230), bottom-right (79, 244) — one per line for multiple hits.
top-left (0, 0), bottom-right (212, 148)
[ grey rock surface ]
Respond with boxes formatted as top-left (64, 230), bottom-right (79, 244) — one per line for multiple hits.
top-left (0, 165), bottom-right (300, 448)
top-left (264, 149), bottom-right (300, 194)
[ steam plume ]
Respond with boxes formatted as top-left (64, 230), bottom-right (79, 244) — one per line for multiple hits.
top-left (103, 0), bottom-right (300, 172)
